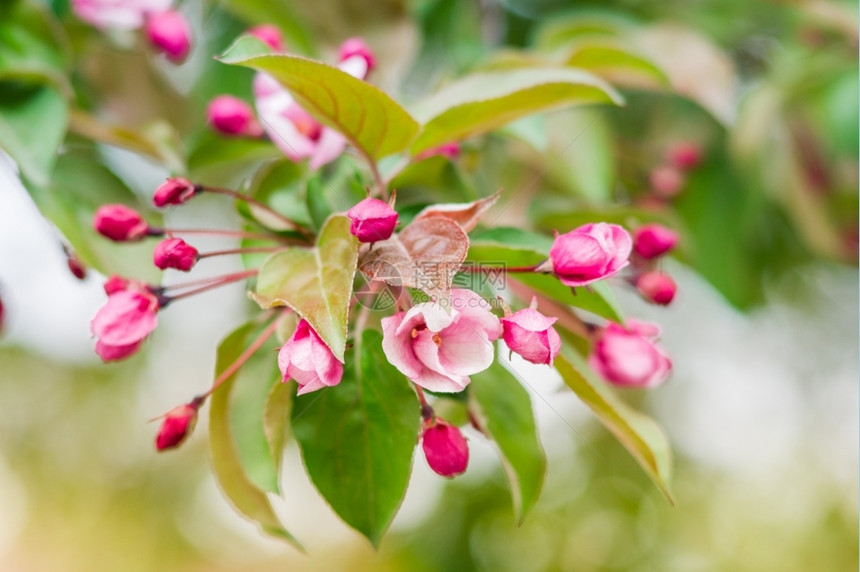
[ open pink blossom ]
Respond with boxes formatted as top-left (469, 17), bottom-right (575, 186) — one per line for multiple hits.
top-left (72, 0), bottom-right (171, 30)
top-left (153, 177), bottom-right (197, 207)
top-left (501, 307), bottom-right (561, 365)
top-left (145, 9), bottom-right (192, 63)
top-left (633, 224), bottom-right (678, 259)
top-left (93, 204), bottom-right (151, 242)
top-left (207, 96), bottom-right (262, 137)
top-left (381, 289), bottom-right (502, 393)
top-left (253, 38), bottom-right (374, 169)
top-left (91, 287), bottom-right (160, 361)
top-left (153, 238), bottom-right (198, 271)
top-left (347, 197), bottom-right (398, 243)
top-left (636, 271), bottom-right (677, 305)
top-left (278, 319), bottom-right (343, 395)
top-left (589, 320), bottom-right (671, 388)
top-left (544, 223), bottom-right (632, 287)
top-left (422, 420), bottom-right (469, 477)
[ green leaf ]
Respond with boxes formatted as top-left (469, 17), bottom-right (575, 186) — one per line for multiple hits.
top-left (409, 68), bottom-right (623, 155)
top-left (0, 83), bottom-right (67, 187)
top-left (219, 37), bottom-right (421, 160)
top-left (218, 0), bottom-right (314, 54)
top-left (252, 215), bottom-right (359, 361)
top-left (305, 176), bottom-right (333, 231)
top-left (0, 2), bottom-right (70, 88)
top-left (470, 361), bottom-right (546, 523)
top-left (564, 42), bottom-right (669, 88)
top-left (210, 321), bottom-right (301, 547)
top-left (292, 330), bottom-right (420, 547)
top-left (263, 380), bottom-right (294, 472)
top-left (554, 350), bottom-right (674, 503)
top-left (467, 228), bottom-right (624, 323)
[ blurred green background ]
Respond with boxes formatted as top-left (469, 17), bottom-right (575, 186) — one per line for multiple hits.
top-left (0, 0), bottom-right (857, 570)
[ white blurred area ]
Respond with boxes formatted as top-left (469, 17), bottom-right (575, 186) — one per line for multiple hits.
top-left (0, 152), bottom-right (857, 565)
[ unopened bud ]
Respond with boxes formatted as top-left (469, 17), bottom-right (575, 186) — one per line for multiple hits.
top-left (636, 271), bottom-right (677, 305)
top-left (145, 10), bottom-right (192, 64)
top-left (667, 141), bottom-right (703, 170)
top-left (153, 178), bottom-right (197, 207)
top-left (153, 238), bottom-right (198, 271)
top-left (248, 24), bottom-right (285, 52)
top-left (649, 165), bottom-right (685, 198)
top-left (347, 197), bottom-right (398, 243)
top-left (421, 420), bottom-right (469, 477)
top-left (93, 204), bottom-right (150, 242)
top-left (103, 275), bottom-right (130, 295)
top-left (65, 248), bottom-right (87, 280)
top-left (207, 96), bottom-right (262, 137)
top-left (633, 224), bottom-right (678, 259)
top-left (338, 37), bottom-right (375, 74)
top-left (155, 401), bottom-right (201, 451)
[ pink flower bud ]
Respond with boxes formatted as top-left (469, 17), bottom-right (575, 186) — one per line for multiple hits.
top-left (636, 271), bottom-right (677, 305)
top-left (347, 198), bottom-right (398, 243)
top-left (103, 275), bottom-right (130, 295)
top-left (381, 289), bottom-right (502, 393)
top-left (633, 224), bottom-right (678, 259)
top-left (501, 307), bottom-right (561, 365)
top-left (153, 177), bottom-right (197, 207)
top-left (153, 238), bottom-right (198, 271)
top-left (338, 37), bottom-right (375, 75)
top-left (545, 223), bottom-right (632, 287)
top-left (248, 24), bottom-right (285, 52)
top-left (416, 142), bottom-right (461, 161)
top-left (649, 165), bottom-right (684, 197)
top-left (206, 96), bottom-right (263, 137)
top-left (91, 288), bottom-right (160, 361)
top-left (0, 293), bottom-right (5, 335)
top-left (93, 204), bottom-right (150, 242)
top-left (145, 10), bottom-right (192, 64)
top-left (667, 141), bottom-right (703, 170)
top-left (66, 252), bottom-right (88, 280)
top-left (589, 320), bottom-right (671, 388)
top-left (278, 319), bottom-right (344, 395)
top-left (155, 401), bottom-right (200, 451)
top-left (422, 420), bottom-right (469, 477)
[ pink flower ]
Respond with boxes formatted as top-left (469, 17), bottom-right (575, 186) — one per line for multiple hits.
top-left (145, 10), bottom-right (192, 63)
top-left (278, 319), bottom-right (343, 395)
top-left (72, 0), bottom-right (171, 30)
top-left (633, 223), bottom-right (678, 259)
top-left (91, 287), bottom-right (160, 361)
top-left (422, 420), bottom-right (469, 477)
top-left (0, 293), bottom-right (5, 335)
top-left (153, 177), bottom-right (197, 207)
top-left (155, 400), bottom-right (201, 451)
top-left (347, 198), bottom-right (398, 243)
top-left (153, 238), bottom-right (198, 271)
top-left (207, 96), bottom-right (263, 137)
top-left (501, 307), bottom-right (561, 365)
top-left (248, 24), bottom-right (285, 52)
top-left (667, 141), bottom-right (703, 170)
top-left (545, 223), bottom-right (632, 287)
top-left (93, 204), bottom-right (150, 242)
top-left (636, 271), bottom-right (677, 305)
top-left (253, 37), bottom-right (374, 169)
top-left (589, 320), bottom-right (671, 388)
top-left (649, 165), bottom-right (684, 197)
top-left (381, 289), bottom-right (502, 393)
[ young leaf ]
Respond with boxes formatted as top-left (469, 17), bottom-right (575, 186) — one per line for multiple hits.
top-left (554, 350), bottom-right (674, 504)
top-left (263, 380), bottom-right (294, 472)
top-left (409, 67), bottom-right (623, 155)
top-left (210, 322), bottom-right (301, 547)
top-left (467, 227), bottom-right (624, 323)
top-left (0, 83), bottom-right (67, 187)
top-left (564, 42), bottom-right (669, 88)
top-left (412, 189), bottom-right (502, 233)
top-left (469, 361), bottom-right (546, 523)
top-left (292, 330), bottom-right (420, 547)
top-left (358, 215), bottom-right (469, 304)
top-left (252, 215), bottom-right (359, 362)
top-left (219, 36), bottom-right (421, 160)
top-left (305, 176), bottom-right (333, 231)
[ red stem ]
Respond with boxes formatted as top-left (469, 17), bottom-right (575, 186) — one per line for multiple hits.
top-left (164, 228), bottom-right (283, 241)
top-left (198, 246), bottom-right (285, 259)
top-left (166, 269), bottom-right (258, 301)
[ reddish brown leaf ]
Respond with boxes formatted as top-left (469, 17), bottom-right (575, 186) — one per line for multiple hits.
top-left (358, 216), bottom-right (469, 303)
top-left (412, 189), bottom-right (502, 233)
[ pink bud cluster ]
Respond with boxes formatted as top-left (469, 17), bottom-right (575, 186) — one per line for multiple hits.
top-left (648, 141), bottom-right (703, 198)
